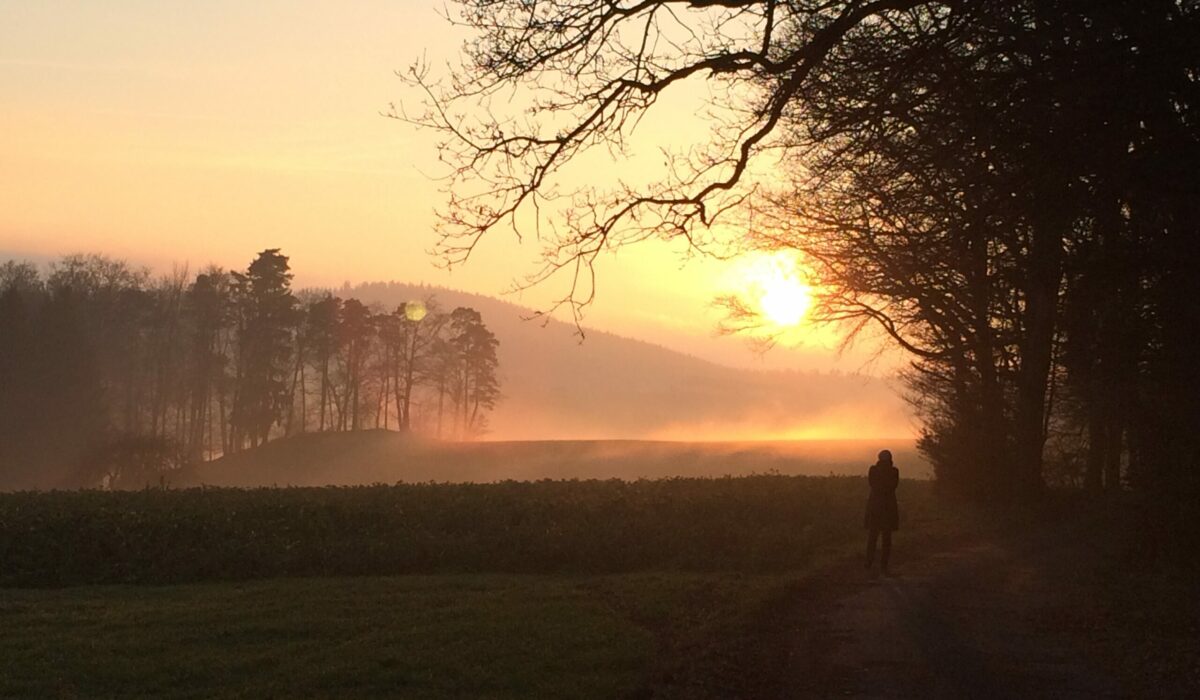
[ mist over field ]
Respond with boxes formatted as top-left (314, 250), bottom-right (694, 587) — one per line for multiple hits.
top-left (0, 255), bottom-right (912, 491)
top-left (175, 431), bottom-right (931, 488)
top-left (343, 282), bottom-right (914, 443)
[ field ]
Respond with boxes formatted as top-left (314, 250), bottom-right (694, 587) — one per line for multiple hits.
top-left (1, 573), bottom-right (799, 698)
top-left (171, 432), bottom-right (933, 488)
top-left (0, 476), bottom-right (945, 586)
top-left (0, 476), bottom-right (956, 697)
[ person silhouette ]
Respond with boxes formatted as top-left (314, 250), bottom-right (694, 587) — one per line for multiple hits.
top-left (865, 449), bottom-right (900, 575)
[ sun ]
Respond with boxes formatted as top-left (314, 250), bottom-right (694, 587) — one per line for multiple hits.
top-left (718, 250), bottom-right (822, 342)
top-left (759, 271), bottom-right (812, 327)
top-left (735, 251), bottom-right (813, 328)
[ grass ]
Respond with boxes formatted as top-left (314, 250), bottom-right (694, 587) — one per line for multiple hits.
top-left (0, 573), bottom-right (802, 699)
top-left (0, 476), bottom-right (943, 586)
top-left (0, 476), bottom-right (954, 698)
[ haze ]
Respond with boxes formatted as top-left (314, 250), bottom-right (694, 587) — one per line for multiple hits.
top-left (0, 0), bottom-right (897, 379)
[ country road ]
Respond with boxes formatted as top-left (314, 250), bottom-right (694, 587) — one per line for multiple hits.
top-left (784, 542), bottom-right (1123, 698)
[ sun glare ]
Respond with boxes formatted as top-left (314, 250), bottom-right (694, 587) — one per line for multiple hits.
top-left (735, 251), bottom-right (813, 329)
top-left (759, 272), bottom-right (811, 327)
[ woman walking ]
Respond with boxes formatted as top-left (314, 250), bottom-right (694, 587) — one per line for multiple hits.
top-left (865, 449), bottom-right (900, 575)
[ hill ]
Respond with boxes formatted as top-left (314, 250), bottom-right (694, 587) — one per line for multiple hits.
top-left (331, 281), bottom-right (913, 441)
top-left (176, 430), bottom-right (931, 487)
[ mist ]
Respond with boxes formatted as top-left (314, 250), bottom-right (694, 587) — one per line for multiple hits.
top-left (175, 431), bottom-right (931, 488)
top-left (343, 281), bottom-right (914, 444)
top-left (0, 253), bottom-right (913, 491)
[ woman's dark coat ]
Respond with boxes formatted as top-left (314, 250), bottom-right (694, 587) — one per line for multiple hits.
top-left (864, 462), bottom-right (900, 532)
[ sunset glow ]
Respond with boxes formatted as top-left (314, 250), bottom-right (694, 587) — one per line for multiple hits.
top-left (726, 250), bottom-right (816, 332)
top-left (0, 2), bottom-right (873, 374)
top-left (0, 0), bottom-right (901, 452)
top-left (758, 264), bottom-right (812, 327)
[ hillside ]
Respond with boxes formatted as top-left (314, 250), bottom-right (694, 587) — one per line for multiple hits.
top-left (176, 430), bottom-right (931, 487)
top-left (332, 281), bottom-right (913, 441)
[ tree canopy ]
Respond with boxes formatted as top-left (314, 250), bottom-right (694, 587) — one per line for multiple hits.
top-left (405, 0), bottom-right (1200, 552)
top-left (0, 251), bottom-right (503, 489)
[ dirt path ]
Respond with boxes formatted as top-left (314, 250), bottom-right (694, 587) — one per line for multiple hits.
top-left (780, 540), bottom-right (1124, 699)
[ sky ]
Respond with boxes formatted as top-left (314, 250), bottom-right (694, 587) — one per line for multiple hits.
top-left (0, 0), bottom-right (899, 373)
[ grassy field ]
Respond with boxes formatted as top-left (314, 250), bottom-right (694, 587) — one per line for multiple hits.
top-left (0, 476), bottom-right (954, 698)
top-left (0, 573), bottom-right (807, 698)
top-left (171, 431), bottom-right (934, 488)
top-left (0, 476), bottom-right (949, 586)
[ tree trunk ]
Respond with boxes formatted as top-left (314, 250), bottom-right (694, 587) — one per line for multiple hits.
top-left (436, 379), bottom-right (445, 438)
top-left (1013, 212), bottom-right (1066, 496)
top-left (319, 356), bottom-right (329, 431)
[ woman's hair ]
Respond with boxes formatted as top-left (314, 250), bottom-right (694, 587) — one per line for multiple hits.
top-left (877, 449), bottom-right (893, 464)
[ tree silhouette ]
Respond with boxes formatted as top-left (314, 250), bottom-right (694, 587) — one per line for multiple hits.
top-left (0, 251), bottom-right (505, 488)
top-left (184, 269), bottom-right (232, 459)
top-left (305, 294), bottom-right (341, 432)
top-left (0, 282), bottom-right (37, 488)
top-left (397, 301), bottom-right (446, 432)
top-left (337, 298), bottom-right (373, 431)
top-left (229, 249), bottom-right (297, 450)
top-left (396, 0), bottom-right (935, 323)
top-left (36, 287), bottom-right (107, 486)
top-left (447, 307), bottom-right (501, 438)
top-left (405, 0), bottom-right (1200, 542)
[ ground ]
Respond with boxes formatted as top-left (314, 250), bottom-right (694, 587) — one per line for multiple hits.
top-left (2, 482), bottom-right (1196, 698)
top-left (783, 544), bottom-right (1122, 698)
top-left (725, 515), bottom-right (1200, 699)
top-left (0, 573), bottom-right (791, 698)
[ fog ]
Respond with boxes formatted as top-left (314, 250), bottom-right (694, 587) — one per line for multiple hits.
top-left (345, 282), bottom-right (915, 443)
top-left (0, 260), bottom-right (915, 490)
top-left (177, 430), bottom-right (932, 488)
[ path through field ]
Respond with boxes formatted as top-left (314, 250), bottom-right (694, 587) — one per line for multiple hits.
top-left (777, 538), bottom-right (1124, 698)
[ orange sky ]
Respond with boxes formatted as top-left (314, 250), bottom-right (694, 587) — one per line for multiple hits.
top-left (0, 0), bottom-right (899, 374)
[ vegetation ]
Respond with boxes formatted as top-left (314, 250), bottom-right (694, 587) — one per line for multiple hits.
top-left (0, 571), bottom-right (807, 699)
top-left (0, 575), bottom-right (644, 698)
top-left (6, 1), bottom-right (1199, 695)
top-left (0, 475), bottom-right (958, 698)
top-left (0, 475), bottom-right (940, 587)
top-left (405, 0), bottom-right (1200, 559)
top-left (1, 477), bottom-right (1194, 697)
top-left (0, 250), bottom-right (501, 490)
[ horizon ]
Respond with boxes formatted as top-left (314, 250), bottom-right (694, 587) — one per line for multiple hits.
top-left (0, 0), bottom-right (897, 378)
top-left (0, 247), bottom-right (918, 449)
top-left (0, 245), bottom-right (902, 376)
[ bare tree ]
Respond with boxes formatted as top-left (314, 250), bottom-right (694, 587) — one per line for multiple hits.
top-left (395, 0), bottom-right (931, 324)
top-left (401, 1), bottom-right (1200, 508)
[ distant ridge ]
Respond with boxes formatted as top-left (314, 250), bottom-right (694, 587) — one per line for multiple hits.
top-left (319, 281), bottom-right (915, 441)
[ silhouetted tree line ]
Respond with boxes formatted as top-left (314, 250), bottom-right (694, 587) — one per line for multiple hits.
top-left (759, 2), bottom-right (1200, 513)
top-left (408, 0), bottom-right (1200, 555)
top-left (0, 250), bottom-right (500, 489)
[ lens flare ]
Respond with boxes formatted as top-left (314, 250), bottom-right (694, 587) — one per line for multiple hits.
top-left (404, 300), bottom-right (427, 321)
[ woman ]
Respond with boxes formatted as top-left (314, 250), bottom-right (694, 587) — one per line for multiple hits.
top-left (864, 449), bottom-right (900, 575)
